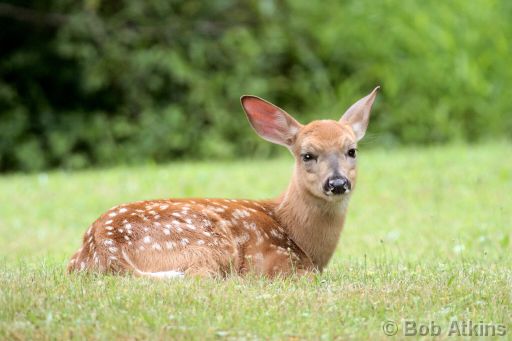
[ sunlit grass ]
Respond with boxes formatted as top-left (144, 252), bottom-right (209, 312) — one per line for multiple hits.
top-left (1, 143), bottom-right (511, 339)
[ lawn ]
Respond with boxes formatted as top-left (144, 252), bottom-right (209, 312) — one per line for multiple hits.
top-left (1, 143), bottom-right (511, 340)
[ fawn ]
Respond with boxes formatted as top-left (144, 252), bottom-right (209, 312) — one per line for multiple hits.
top-left (68, 87), bottom-right (380, 278)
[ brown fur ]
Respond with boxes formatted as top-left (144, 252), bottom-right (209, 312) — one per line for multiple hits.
top-left (68, 87), bottom-right (379, 278)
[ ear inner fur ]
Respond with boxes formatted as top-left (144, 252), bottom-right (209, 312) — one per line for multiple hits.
top-left (339, 86), bottom-right (380, 140)
top-left (240, 95), bottom-right (302, 147)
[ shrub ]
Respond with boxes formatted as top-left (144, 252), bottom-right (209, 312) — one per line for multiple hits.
top-left (0, 0), bottom-right (511, 171)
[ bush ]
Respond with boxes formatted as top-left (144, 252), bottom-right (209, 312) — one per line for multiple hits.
top-left (1, 0), bottom-right (511, 171)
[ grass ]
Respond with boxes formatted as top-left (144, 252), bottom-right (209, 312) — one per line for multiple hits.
top-left (1, 143), bottom-right (511, 340)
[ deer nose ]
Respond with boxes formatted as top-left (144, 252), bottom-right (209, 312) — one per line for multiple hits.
top-left (324, 176), bottom-right (351, 195)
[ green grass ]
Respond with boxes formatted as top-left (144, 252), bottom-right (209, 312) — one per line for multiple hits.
top-left (1, 143), bottom-right (511, 340)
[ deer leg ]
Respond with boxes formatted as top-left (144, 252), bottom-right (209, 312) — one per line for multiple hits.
top-left (121, 245), bottom-right (235, 279)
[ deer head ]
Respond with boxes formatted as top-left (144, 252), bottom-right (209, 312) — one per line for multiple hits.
top-left (241, 87), bottom-right (380, 204)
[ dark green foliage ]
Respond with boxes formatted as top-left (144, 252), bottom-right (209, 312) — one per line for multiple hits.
top-left (1, 0), bottom-right (511, 171)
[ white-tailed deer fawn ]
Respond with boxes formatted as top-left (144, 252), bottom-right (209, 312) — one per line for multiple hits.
top-left (68, 87), bottom-right (380, 278)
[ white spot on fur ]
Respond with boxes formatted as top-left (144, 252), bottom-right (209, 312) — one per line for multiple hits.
top-left (276, 246), bottom-right (289, 255)
top-left (163, 228), bottom-right (170, 235)
top-left (180, 238), bottom-right (189, 246)
top-left (104, 239), bottom-right (114, 246)
top-left (105, 226), bottom-right (113, 231)
top-left (197, 240), bottom-right (205, 245)
top-left (108, 212), bottom-right (117, 217)
top-left (235, 233), bottom-right (250, 245)
top-left (142, 270), bottom-right (184, 279)
top-left (152, 243), bottom-right (162, 251)
top-left (105, 220), bottom-right (113, 224)
top-left (232, 209), bottom-right (250, 219)
top-left (119, 208), bottom-right (128, 213)
top-left (143, 236), bottom-right (151, 244)
top-left (270, 229), bottom-right (284, 239)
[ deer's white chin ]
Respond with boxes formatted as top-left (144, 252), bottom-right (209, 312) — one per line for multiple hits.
top-left (316, 192), bottom-right (351, 215)
top-left (321, 191), bottom-right (351, 204)
top-left (303, 185), bottom-right (350, 204)
top-left (323, 189), bottom-right (350, 197)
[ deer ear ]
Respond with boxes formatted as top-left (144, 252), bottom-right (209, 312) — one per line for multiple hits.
top-left (241, 95), bottom-right (302, 147)
top-left (340, 86), bottom-right (380, 141)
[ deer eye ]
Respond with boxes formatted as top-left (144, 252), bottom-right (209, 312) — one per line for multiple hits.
top-left (347, 148), bottom-right (357, 158)
top-left (301, 153), bottom-right (317, 162)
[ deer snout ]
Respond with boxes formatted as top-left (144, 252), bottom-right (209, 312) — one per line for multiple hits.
top-left (323, 175), bottom-right (351, 195)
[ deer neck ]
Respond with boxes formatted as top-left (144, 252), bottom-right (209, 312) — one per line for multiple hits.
top-left (274, 170), bottom-right (350, 270)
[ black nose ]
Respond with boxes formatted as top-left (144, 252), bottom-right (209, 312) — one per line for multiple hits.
top-left (324, 176), bottom-right (351, 195)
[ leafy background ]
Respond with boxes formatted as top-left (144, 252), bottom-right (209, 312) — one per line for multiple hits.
top-left (1, 0), bottom-right (511, 171)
